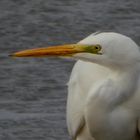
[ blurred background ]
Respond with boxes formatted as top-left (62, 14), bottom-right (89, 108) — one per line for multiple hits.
top-left (0, 0), bottom-right (140, 139)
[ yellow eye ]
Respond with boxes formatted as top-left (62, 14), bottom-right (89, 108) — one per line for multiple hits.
top-left (84, 44), bottom-right (102, 54)
top-left (95, 45), bottom-right (101, 51)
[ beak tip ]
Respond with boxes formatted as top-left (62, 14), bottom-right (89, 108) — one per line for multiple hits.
top-left (9, 53), bottom-right (17, 57)
top-left (9, 54), bottom-right (13, 57)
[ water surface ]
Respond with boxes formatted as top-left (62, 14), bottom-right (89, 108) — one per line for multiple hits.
top-left (0, 0), bottom-right (140, 139)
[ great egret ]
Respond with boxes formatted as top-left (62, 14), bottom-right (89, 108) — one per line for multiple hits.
top-left (11, 32), bottom-right (140, 140)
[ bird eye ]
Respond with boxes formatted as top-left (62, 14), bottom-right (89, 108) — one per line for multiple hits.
top-left (85, 44), bottom-right (102, 54)
top-left (95, 45), bottom-right (101, 50)
top-left (95, 44), bottom-right (101, 51)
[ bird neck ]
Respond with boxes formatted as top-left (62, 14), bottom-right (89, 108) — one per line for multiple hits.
top-left (104, 65), bottom-right (139, 108)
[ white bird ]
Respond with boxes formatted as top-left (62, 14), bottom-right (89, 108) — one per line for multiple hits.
top-left (11, 32), bottom-right (140, 140)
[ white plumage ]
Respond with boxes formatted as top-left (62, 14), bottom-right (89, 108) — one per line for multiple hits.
top-left (12, 32), bottom-right (140, 140)
top-left (67, 32), bottom-right (140, 140)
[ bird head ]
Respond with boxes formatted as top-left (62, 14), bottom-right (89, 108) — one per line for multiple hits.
top-left (11, 32), bottom-right (140, 69)
top-left (75, 32), bottom-right (140, 69)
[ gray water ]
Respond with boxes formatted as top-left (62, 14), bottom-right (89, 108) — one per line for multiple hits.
top-left (0, 0), bottom-right (140, 139)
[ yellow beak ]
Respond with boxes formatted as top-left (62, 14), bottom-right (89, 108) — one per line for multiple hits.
top-left (10, 44), bottom-right (101, 57)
